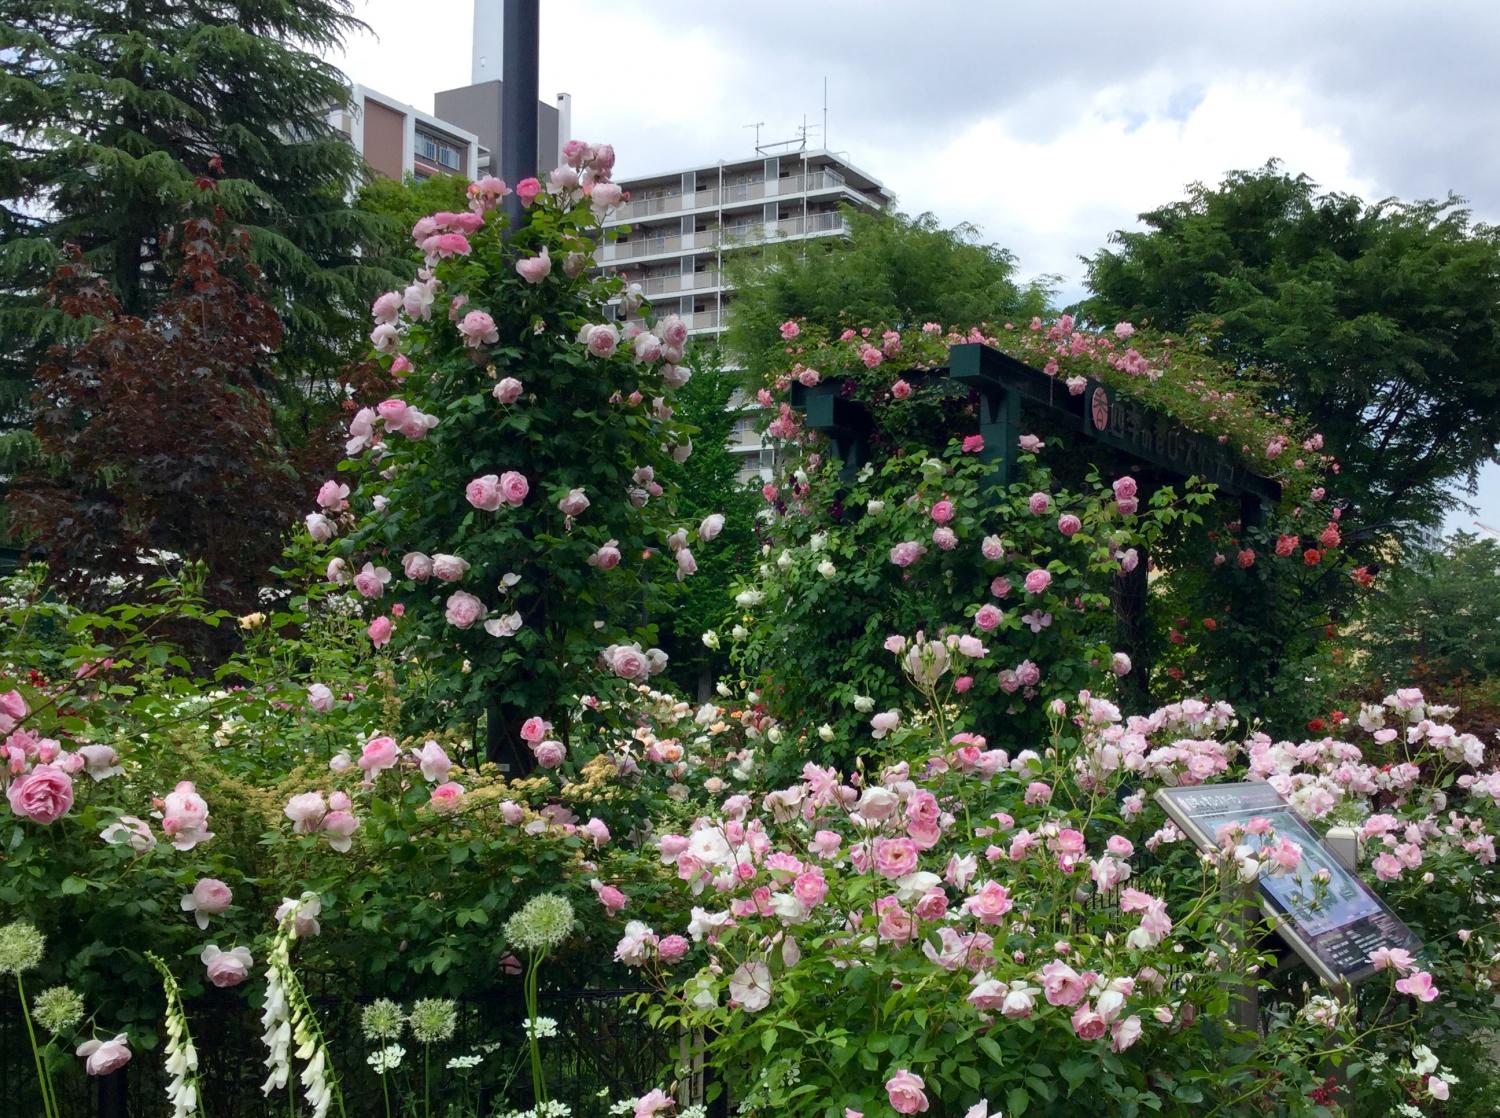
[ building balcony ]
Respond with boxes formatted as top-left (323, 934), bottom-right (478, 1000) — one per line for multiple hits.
top-left (611, 169), bottom-right (870, 225)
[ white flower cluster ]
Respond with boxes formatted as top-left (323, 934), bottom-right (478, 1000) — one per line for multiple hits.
top-left (446, 1053), bottom-right (484, 1070)
top-left (524, 1015), bottom-right (559, 1039)
top-left (368, 1045), bottom-right (406, 1074)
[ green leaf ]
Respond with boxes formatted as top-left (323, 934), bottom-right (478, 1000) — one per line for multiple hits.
top-left (60, 875), bottom-right (89, 895)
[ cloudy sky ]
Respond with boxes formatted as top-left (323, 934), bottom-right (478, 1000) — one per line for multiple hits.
top-left (328, 0), bottom-right (1500, 530)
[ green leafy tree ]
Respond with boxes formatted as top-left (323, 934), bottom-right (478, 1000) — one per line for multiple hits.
top-left (723, 208), bottom-right (1053, 375)
top-left (1361, 532), bottom-right (1500, 688)
top-left (653, 344), bottom-right (761, 698)
top-left (0, 0), bottom-right (400, 428)
top-left (1079, 164), bottom-right (1500, 532)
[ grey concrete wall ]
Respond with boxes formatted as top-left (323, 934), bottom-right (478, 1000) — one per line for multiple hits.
top-left (435, 80), bottom-right (560, 176)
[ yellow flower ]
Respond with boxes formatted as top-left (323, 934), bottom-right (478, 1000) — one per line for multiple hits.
top-left (238, 612), bottom-right (266, 630)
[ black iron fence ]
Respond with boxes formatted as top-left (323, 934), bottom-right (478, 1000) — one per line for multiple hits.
top-left (1, 985), bottom-right (674, 1117)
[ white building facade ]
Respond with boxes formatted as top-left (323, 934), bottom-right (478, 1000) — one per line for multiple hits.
top-left (599, 150), bottom-right (892, 481)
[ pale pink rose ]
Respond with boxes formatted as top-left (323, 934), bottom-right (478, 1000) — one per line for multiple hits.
top-left (634, 1087), bottom-right (673, 1118)
top-left (368, 616), bottom-right (393, 647)
top-left (161, 781), bottom-right (211, 849)
top-left (1028, 491), bottom-right (1051, 514)
top-left (371, 291), bottom-right (401, 323)
top-left (780, 320), bottom-right (801, 340)
top-left (402, 552), bottom-right (433, 581)
top-left (445, 591), bottom-right (485, 629)
top-left (885, 1070), bottom-right (929, 1115)
top-left (873, 837), bottom-right (920, 879)
top-left (100, 815), bottom-right (156, 852)
top-left (1018, 434), bottom-right (1043, 452)
top-left (658, 934), bottom-right (689, 962)
top-left (975, 604), bottom-right (1003, 631)
top-left (324, 810), bottom-right (358, 848)
top-left (499, 471), bottom-right (529, 507)
top-left (1058, 513), bottom-right (1082, 536)
top-left (583, 817), bottom-right (611, 847)
top-left (358, 735), bottom-right (400, 776)
top-left (586, 323), bottom-right (620, 357)
top-left (632, 332), bottom-right (663, 363)
top-left (376, 397), bottom-right (409, 427)
top-left (890, 541), bottom-right (926, 567)
top-left (698, 513), bottom-right (725, 541)
top-left (515, 246), bottom-right (552, 284)
top-left (1395, 970), bottom-right (1439, 1002)
top-left (316, 480), bottom-right (349, 511)
top-left (307, 683), bottom-right (334, 713)
top-left (964, 880), bottom-right (1014, 924)
top-left (431, 554), bottom-right (470, 582)
top-left (520, 717), bottom-right (551, 744)
top-left (353, 562), bottom-right (390, 599)
top-left (370, 322), bottom-right (399, 354)
top-left (1071, 1004), bottom-right (1108, 1040)
top-left (415, 741), bottom-right (451, 782)
top-left (608, 645), bottom-right (648, 680)
top-left (493, 377), bottom-right (524, 404)
top-left (1040, 960), bottom-right (1087, 1006)
top-left (77, 1035), bottom-right (131, 1076)
top-left (890, 378), bottom-right (911, 399)
top-left (201, 944), bottom-right (253, 988)
top-left (181, 878), bottom-right (233, 929)
top-left (283, 792), bottom-right (327, 834)
top-left (1110, 1015), bottom-right (1143, 1051)
top-left (558, 488), bottom-right (590, 518)
top-left (459, 310), bottom-right (500, 347)
top-left (1112, 476), bottom-right (1138, 501)
top-left (305, 512), bottom-right (335, 543)
top-left (595, 883), bottom-right (628, 914)
top-left (466, 474), bottom-right (505, 511)
top-left (589, 541), bottom-right (622, 570)
top-left (76, 744), bottom-right (122, 781)
top-left (930, 499), bottom-right (955, 524)
top-left (676, 548), bottom-right (697, 580)
top-left (429, 782), bottom-right (465, 810)
top-left (533, 740), bottom-right (566, 768)
top-left (932, 526), bottom-right (957, 550)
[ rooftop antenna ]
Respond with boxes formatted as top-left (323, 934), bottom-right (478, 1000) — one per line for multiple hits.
top-left (744, 121), bottom-right (765, 151)
top-left (823, 76), bottom-right (828, 151)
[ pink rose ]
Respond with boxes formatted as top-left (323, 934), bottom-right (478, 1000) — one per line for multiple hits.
top-left (975, 604), bottom-right (1002, 631)
top-left (885, 1070), bottom-right (929, 1115)
top-left (890, 541), bottom-right (926, 568)
top-left (181, 878), bottom-right (233, 929)
top-left (962, 434), bottom-right (984, 453)
top-left (368, 616), bottom-right (393, 647)
top-left (1071, 1004), bottom-right (1108, 1040)
top-left (1058, 514), bottom-right (1082, 537)
top-left (930, 500), bottom-right (955, 524)
top-left (586, 324), bottom-right (620, 358)
top-left (77, 1035), bottom-right (131, 1077)
top-left (7, 765), bottom-right (73, 824)
top-left (964, 880), bottom-right (1014, 924)
top-left (499, 471), bottom-right (530, 507)
top-left (779, 320), bottom-right (801, 340)
top-left (402, 552), bottom-right (433, 581)
top-left (873, 837), bottom-right (920, 879)
top-left (353, 562), bottom-right (390, 599)
top-left (201, 944), bottom-right (253, 988)
top-left (459, 310), bottom-right (499, 348)
top-left (608, 645), bottom-right (648, 680)
top-left (315, 480), bottom-right (349, 511)
top-left (658, 934), bottom-right (689, 962)
top-left (307, 683), bottom-right (334, 713)
top-left (595, 883), bottom-right (628, 914)
top-left (589, 541), bottom-right (622, 570)
top-left (558, 488), bottom-right (590, 518)
top-left (431, 554), bottom-right (470, 582)
top-left (515, 246), bottom-right (552, 284)
top-left (161, 781), bottom-right (211, 849)
top-left (1112, 476), bottom-right (1138, 501)
top-left (466, 474), bottom-right (505, 511)
top-left (445, 591), bottom-right (485, 629)
top-left (1018, 434), bottom-right (1043, 452)
top-left (429, 782), bottom-right (466, 811)
top-left (890, 378), bottom-right (911, 399)
top-left (283, 791), bottom-right (327, 834)
top-left (1028, 491), bottom-right (1051, 515)
top-left (516, 176), bottom-right (542, 204)
top-left (493, 377), bottom-right (524, 404)
top-left (1023, 569), bottom-right (1052, 594)
top-left (371, 291), bottom-right (401, 323)
top-left (358, 735), bottom-right (400, 776)
top-left (1040, 960), bottom-right (1087, 1006)
top-left (533, 740), bottom-right (566, 768)
top-left (520, 716), bottom-right (551, 743)
top-left (415, 740), bottom-right (451, 782)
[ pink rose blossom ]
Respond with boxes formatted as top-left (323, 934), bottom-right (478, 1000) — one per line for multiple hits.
top-left (445, 591), bottom-right (485, 629)
top-left (499, 471), bottom-right (530, 507)
top-left (586, 323), bottom-right (620, 358)
top-left (431, 554), bottom-right (470, 582)
top-left (1023, 569), bottom-right (1052, 594)
top-left (7, 765), bottom-right (74, 824)
top-left (1058, 513), bottom-right (1082, 537)
top-left (459, 310), bottom-right (499, 348)
top-left (77, 1035), bottom-right (131, 1077)
top-left (515, 247), bottom-right (552, 284)
top-left (975, 604), bottom-right (1002, 631)
top-left (533, 740), bottom-right (566, 768)
top-left (930, 500), bottom-right (955, 524)
top-left (885, 1070), bottom-right (929, 1115)
top-left (201, 944), bottom-right (253, 988)
top-left (466, 474), bottom-right (505, 511)
top-left (1028, 492), bottom-right (1051, 515)
top-left (493, 376), bottom-right (524, 404)
top-left (1395, 970), bottom-right (1439, 1002)
top-left (402, 552), bottom-right (433, 581)
top-left (358, 735), bottom-right (400, 776)
top-left (161, 781), bottom-right (211, 849)
top-left (181, 878), bottom-right (233, 929)
top-left (779, 320), bottom-right (801, 340)
top-left (368, 615), bottom-right (393, 647)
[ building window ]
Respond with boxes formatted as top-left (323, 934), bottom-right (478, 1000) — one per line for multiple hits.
top-left (415, 131), bottom-right (462, 171)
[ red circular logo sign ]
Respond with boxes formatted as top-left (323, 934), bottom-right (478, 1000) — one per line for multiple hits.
top-left (1091, 387), bottom-right (1110, 431)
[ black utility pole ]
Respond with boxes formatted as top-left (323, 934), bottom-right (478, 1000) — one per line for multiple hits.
top-left (498, 0), bottom-right (540, 233)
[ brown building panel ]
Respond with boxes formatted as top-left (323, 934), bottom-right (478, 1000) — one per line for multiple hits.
top-left (361, 97), bottom-right (406, 179)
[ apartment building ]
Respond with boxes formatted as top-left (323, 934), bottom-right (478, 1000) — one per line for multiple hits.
top-left (330, 85), bottom-right (485, 182)
top-left (599, 150), bottom-right (892, 481)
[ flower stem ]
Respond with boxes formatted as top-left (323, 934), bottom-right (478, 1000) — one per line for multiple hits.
top-left (17, 975), bottom-right (58, 1118)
